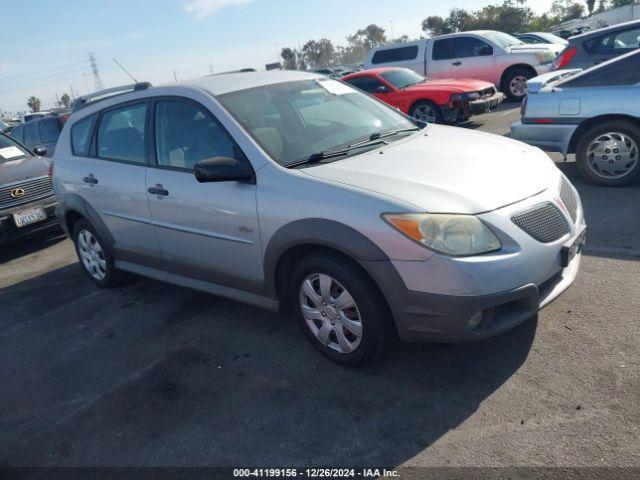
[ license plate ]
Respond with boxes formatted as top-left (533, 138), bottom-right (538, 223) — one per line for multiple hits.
top-left (13, 207), bottom-right (47, 228)
top-left (561, 226), bottom-right (587, 267)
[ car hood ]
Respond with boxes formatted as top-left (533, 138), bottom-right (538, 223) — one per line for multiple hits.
top-left (508, 43), bottom-right (565, 55)
top-left (1, 155), bottom-right (50, 186)
top-left (301, 125), bottom-right (557, 214)
top-left (407, 78), bottom-right (494, 93)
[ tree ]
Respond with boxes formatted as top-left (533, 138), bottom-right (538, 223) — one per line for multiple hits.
top-left (445, 8), bottom-right (471, 33)
top-left (421, 16), bottom-right (448, 36)
top-left (27, 96), bottom-right (41, 112)
top-left (60, 93), bottom-right (71, 109)
top-left (550, 0), bottom-right (585, 22)
top-left (280, 47), bottom-right (297, 70)
top-left (302, 39), bottom-right (335, 69)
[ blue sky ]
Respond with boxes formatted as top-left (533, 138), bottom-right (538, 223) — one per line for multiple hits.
top-left (0, 0), bottom-right (554, 113)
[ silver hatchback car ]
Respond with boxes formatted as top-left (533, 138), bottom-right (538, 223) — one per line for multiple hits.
top-left (52, 71), bottom-right (585, 365)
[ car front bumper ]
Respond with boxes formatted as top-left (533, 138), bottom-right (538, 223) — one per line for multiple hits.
top-left (0, 197), bottom-right (60, 243)
top-left (511, 120), bottom-right (577, 155)
top-left (363, 178), bottom-right (585, 343)
top-left (468, 92), bottom-right (506, 114)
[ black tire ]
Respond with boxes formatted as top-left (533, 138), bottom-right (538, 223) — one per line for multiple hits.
top-left (289, 252), bottom-right (395, 366)
top-left (502, 67), bottom-right (534, 102)
top-left (575, 120), bottom-right (640, 187)
top-left (72, 219), bottom-right (122, 288)
top-left (409, 100), bottom-right (444, 124)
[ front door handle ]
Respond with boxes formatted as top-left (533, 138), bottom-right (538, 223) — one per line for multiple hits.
top-left (452, 61), bottom-right (462, 66)
top-left (148, 184), bottom-right (169, 197)
top-left (83, 174), bottom-right (98, 185)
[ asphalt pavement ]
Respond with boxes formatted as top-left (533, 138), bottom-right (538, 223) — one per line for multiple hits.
top-left (1, 104), bottom-right (638, 471)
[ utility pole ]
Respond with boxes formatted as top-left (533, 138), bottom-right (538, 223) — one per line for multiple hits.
top-left (173, 69), bottom-right (178, 82)
top-left (209, 65), bottom-right (214, 75)
top-left (89, 53), bottom-right (104, 90)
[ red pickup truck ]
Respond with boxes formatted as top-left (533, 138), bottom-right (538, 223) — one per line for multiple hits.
top-left (342, 67), bottom-right (504, 124)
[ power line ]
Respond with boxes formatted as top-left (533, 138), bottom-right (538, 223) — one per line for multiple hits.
top-left (0, 60), bottom-right (90, 82)
top-left (0, 66), bottom-right (92, 90)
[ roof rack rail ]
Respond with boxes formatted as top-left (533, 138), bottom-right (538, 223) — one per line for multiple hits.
top-left (72, 82), bottom-right (152, 112)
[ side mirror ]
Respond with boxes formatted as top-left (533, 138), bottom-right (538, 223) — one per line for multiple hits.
top-left (478, 46), bottom-right (493, 56)
top-left (375, 85), bottom-right (390, 94)
top-left (194, 157), bottom-right (254, 184)
top-left (33, 146), bottom-right (47, 156)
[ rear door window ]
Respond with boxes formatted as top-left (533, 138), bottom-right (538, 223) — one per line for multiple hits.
top-left (453, 37), bottom-right (493, 57)
top-left (433, 39), bottom-right (454, 60)
top-left (24, 122), bottom-right (39, 147)
top-left (39, 117), bottom-right (61, 143)
top-left (372, 46), bottom-right (419, 64)
top-left (71, 113), bottom-right (97, 156)
top-left (97, 103), bottom-right (147, 163)
top-left (589, 26), bottom-right (640, 53)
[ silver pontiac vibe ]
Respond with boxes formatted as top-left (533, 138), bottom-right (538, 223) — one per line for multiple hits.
top-left (52, 71), bottom-right (586, 365)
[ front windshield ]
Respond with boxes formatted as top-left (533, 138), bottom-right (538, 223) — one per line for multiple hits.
top-left (380, 69), bottom-right (425, 89)
top-left (0, 133), bottom-right (30, 164)
top-left (539, 32), bottom-right (567, 44)
top-left (218, 78), bottom-right (416, 166)
top-left (484, 32), bottom-right (523, 49)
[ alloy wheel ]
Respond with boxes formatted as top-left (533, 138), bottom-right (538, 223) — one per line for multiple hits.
top-left (586, 132), bottom-right (638, 179)
top-left (299, 273), bottom-right (363, 354)
top-left (77, 229), bottom-right (107, 280)
top-left (412, 104), bottom-right (437, 124)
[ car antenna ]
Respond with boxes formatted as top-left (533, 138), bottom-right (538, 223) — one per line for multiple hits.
top-left (113, 58), bottom-right (138, 83)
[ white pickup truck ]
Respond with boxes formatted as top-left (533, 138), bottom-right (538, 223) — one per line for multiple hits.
top-left (365, 31), bottom-right (564, 101)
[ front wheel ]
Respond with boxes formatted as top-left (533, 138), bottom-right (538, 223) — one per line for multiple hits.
top-left (290, 252), bottom-right (394, 365)
top-left (502, 68), bottom-right (534, 102)
top-left (575, 121), bottom-right (640, 187)
top-left (410, 100), bottom-right (443, 124)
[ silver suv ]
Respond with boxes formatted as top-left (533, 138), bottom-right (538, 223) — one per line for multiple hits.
top-left (52, 72), bottom-right (586, 365)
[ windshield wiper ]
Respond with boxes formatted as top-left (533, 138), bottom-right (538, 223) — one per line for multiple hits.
top-left (286, 128), bottom-right (421, 168)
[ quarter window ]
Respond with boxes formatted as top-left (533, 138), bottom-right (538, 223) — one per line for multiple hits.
top-left (590, 27), bottom-right (640, 53)
top-left (372, 46), bottom-right (419, 64)
top-left (563, 54), bottom-right (640, 87)
top-left (71, 114), bottom-right (97, 156)
top-left (154, 100), bottom-right (238, 170)
top-left (97, 103), bottom-right (147, 163)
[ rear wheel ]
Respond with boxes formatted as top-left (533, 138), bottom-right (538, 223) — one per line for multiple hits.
top-left (576, 120), bottom-right (640, 187)
top-left (410, 100), bottom-right (443, 124)
top-left (73, 220), bottom-right (121, 287)
top-left (502, 67), bottom-right (534, 102)
top-left (290, 252), bottom-right (394, 366)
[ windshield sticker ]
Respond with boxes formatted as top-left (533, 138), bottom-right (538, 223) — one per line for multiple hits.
top-left (0, 146), bottom-right (25, 159)
top-left (317, 79), bottom-right (352, 96)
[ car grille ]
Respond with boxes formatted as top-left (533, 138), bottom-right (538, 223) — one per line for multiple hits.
top-left (559, 176), bottom-right (578, 224)
top-left (0, 176), bottom-right (53, 210)
top-left (511, 202), bottom-right (569, 243)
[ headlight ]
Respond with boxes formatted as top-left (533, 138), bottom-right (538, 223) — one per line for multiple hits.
top-left (450, 92), bottom-right (480, 102)
top-left (383, 213), bottom-right (502, 256)
top-left (535, 51), bottom-right (555, 64)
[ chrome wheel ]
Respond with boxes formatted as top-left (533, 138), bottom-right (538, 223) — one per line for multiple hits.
top-left (299, 273), bottom-right (363, 354)
top-left (77, 229), bottom-right (107, 280)
top-left (509, 75), bottom-right (528, 98)
top-left (586, 132), bottom-right (638, 179)
top-left (412, 104), bottom-right (437, 124)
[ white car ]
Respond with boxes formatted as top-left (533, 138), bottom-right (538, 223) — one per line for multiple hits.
top-left (365, 31), bottom-right (564, 101)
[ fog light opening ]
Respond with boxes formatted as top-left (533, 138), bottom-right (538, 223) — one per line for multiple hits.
top-left (467, 311), bottom-right (483, 330)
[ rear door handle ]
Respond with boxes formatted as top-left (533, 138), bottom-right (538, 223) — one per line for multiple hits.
top-left (452, 61), bottom-right (462, 66)
top-left (83, 174), bottom-right (98, 185)
top-left (148, 184), bottom-right (169, 197)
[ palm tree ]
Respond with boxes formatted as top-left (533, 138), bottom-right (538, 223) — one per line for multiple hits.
top-left (27, 96), bottom-right (41, 112)
top-left (60, 93), bottom-right (71, 109)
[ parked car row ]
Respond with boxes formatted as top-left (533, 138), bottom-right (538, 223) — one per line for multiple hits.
top-left (512, 49), bottom-right (640, 187)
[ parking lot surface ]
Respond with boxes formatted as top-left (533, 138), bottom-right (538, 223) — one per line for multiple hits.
top-left (1, 105), bottom-right (639, 468)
